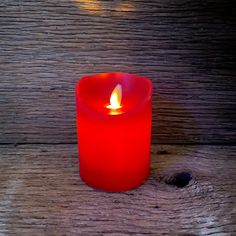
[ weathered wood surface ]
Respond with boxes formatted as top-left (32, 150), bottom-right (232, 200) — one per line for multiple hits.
top-left (0, 144), bottom-right (235, 235)
top-left (0, 0), bottom-right (235, 144)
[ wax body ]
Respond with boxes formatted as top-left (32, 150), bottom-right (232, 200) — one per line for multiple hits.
top-left (76, 72), bottom-right (152, 192)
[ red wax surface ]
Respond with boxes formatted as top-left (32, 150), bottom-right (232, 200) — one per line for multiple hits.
top-left (75, 72), bottom-right (152, 192)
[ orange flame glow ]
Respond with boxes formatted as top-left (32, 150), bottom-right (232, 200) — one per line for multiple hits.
top-left (106, 84), bottom-right (122, 110)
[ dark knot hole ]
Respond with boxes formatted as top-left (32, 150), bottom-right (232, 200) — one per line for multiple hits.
top-left (165, 172), bottom-right (192, 188)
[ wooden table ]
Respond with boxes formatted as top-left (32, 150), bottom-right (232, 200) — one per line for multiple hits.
top-left (0, 0), bottom-right (235, 235)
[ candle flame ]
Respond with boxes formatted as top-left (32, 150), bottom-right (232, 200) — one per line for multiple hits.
top-left (107, 84), bottom-right (122, 109)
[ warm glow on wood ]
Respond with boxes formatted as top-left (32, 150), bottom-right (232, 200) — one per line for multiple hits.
top-left (73, 0), bottom-right (102, 13)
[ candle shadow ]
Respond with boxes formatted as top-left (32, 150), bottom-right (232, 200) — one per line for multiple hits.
top-left (150, 82), bottom-right (201, 188)
top-left (152, 82), bottom-right (199, 144)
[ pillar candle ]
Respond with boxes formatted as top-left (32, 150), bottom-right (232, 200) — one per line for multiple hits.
top-left (75, 72), bottom-right (152, 192)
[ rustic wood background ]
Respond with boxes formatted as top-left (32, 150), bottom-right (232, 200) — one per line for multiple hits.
top-left (0, 0), bottom-right (235, 235)
top-left (1, 0), bottom-right (235, 144)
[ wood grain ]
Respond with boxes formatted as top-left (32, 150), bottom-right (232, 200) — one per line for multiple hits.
top-left (0, 0), bottom-right (235, 144)
top-left (0, 144), bottom-right (235, 235)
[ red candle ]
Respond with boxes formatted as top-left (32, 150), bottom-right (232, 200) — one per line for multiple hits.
top-left (75, 72), bottom-right (152, 192)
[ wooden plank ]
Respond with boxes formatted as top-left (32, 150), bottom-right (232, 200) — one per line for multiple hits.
top-left (0, 144), bottom-right (235, 235)
top-left (0, 0), bottom-right (235, 144)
